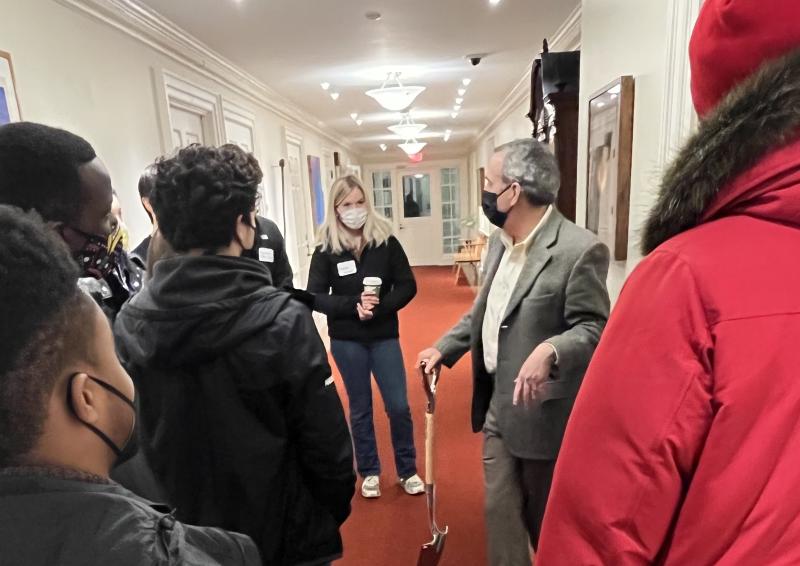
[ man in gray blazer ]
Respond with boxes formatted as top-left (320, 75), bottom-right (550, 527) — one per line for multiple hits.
top-left (418, 139), bottom-right (610, 565)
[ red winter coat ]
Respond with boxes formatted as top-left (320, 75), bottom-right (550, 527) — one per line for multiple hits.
top-left (538, 51), bottom-right (800, 565)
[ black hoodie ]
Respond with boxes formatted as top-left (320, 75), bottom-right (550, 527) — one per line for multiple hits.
top-left (114, 254), bottom-right (355, 566)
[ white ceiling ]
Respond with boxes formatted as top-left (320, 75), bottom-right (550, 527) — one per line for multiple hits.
top-left (140, 0), bottom-right (579, 161)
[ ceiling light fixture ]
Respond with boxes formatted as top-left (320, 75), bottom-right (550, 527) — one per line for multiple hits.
top-left (330, 92), bottom-right (340, 101)
top-left (379, 143), bottom-right (388, 151)
top-left (455, 97), bottom-right (464, 104)
top-left (387, 112), bottom-right (427, 138)
top-left (462, 78), bottom-right (472, 86)
top-left (350, 113), bottom-right (358, 120)
top-left (321, 82), bottom-right (330, 91)
top-left (399, 139), bottom-right (427, 156)
top-left (489, 0), bottom-right (502, 5)
top-left (356, 119), bottom-right (363, 126)
top-left (443, 129), bottom-right (452, 142)
top-left (451, 112), bottom-right (459, 119)
top-left (458, 88), bottom-right (467, 96)
top-left (366, 72), bottom-right (426, 111)
top-left (453, 105), bottom-right (462, 111)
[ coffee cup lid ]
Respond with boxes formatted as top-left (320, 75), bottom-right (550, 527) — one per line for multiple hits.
top-left (363, 277), bottom-right (382, 285)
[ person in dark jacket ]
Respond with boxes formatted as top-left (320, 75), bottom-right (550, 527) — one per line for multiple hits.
top-left (242, 215), bottom-right (295, 288)
top-left (0, 122), bottom-right (143, 320)
top-left (0, 206), bottom-right (260, 566)
top-left (137, 161), bottom-right (291, 288)
top-left (114, 144), bottom-right (355, 566)
top-left (307, 174), bottom-right (422, 499)
top-left (130, 163), bottom-right (157, 269)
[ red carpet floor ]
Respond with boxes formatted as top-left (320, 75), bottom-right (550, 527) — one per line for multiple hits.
top-left (332, 266), bottom-right (486, 566)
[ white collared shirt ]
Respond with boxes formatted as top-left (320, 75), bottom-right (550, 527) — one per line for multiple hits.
top-left (482, 205), bottom-right (553, 374)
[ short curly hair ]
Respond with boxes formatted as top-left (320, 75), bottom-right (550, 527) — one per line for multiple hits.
top-left (152, 144), bottom-right (262, 252)
top-left (0, 122), bottom-right (97, 225)
top-left (0, 205), bottom-right (94, 466)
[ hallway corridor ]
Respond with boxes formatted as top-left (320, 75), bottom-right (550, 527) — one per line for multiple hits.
top-left (333, 267), bottom-right (485, 565)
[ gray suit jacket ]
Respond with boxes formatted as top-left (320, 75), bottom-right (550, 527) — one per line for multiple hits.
top-left (436, 210), bottom-right (610, 460)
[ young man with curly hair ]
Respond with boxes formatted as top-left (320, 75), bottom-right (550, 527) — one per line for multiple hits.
top-left (114, 144), bottom-right (355, 566)
top-left (0, 206), bottom-right (260, 565)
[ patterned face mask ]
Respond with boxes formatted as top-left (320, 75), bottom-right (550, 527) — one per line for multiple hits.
top-left (72, 225), bottom-right (124, 279)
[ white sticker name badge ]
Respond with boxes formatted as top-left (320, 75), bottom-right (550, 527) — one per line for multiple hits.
top-left (258, 247), bottom-right (275, 263)
top-left (337, 260), bottom-right (357, 277)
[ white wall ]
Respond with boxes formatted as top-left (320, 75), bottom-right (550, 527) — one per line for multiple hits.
top-left (468, 98), bottom-right (532, 235)
top-left (577, 0), bottom-right (670, 269)
top-left (0, 0), bottom-right (356, 251)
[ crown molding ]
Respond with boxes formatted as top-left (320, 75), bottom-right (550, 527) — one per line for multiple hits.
top-left (55, 0), bottom-right (355, 153)
top-left (473, 4), bottom-right (582, 145)
top-left (656, 0), bottom-right (702, 168)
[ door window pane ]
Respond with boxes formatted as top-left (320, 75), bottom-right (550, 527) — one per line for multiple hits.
top-left (440, 168), bottom-right (460, 252)
top-left (401, 174), bottom-right (432, 218)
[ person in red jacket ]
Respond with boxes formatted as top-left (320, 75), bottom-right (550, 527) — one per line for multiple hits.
top-left (537, 2), bottom-right (800, 564)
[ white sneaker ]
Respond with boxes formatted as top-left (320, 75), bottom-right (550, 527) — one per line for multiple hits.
top-left (399, 474), bottom-right (425, 495)
top-left (361, 475), bottom-right (381, 498)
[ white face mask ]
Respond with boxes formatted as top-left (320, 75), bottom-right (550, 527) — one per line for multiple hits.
top-left (339, 207), bottom-right (368, 230)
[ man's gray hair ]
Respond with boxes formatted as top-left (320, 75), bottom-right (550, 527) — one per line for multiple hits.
top-left (497, 139), bottom-right (560, 206)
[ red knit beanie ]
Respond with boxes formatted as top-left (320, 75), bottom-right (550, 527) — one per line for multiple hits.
top-left (689, 0), bottom-right (800, 118)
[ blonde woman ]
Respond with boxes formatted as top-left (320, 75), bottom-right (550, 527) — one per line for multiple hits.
top-left (307, 175), bottom-right (423, 499)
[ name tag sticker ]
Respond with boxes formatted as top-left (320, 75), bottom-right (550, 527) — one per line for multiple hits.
top-left (258, 247), bottom-right (275, 263)
top-left (337, 260), bottom-right (357, 277)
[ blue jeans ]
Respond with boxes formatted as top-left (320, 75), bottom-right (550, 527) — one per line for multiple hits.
top-left (330, 338), bottom-right (417, 479)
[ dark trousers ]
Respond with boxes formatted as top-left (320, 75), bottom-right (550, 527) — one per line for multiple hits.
top-left (330, 338), bottom-right (417, 479)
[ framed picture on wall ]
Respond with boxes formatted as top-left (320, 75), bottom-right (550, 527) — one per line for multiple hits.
top-left (307, 155), bottom-right (325, 227)
top-left (0, 51), bottom-right (22, 125)
top-left (585, 76), bottom-right (634, 261)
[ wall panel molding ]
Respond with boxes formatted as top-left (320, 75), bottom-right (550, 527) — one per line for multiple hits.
top-left (657, 0), bottom-right (703, 168)
top-left (56, 0), bottom-right (354, 152)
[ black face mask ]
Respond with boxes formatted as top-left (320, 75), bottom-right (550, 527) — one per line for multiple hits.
top-left (70, 226), bottom-right (124, 280)
top-left (481, 183), bottom-right (514, 228)
top-left (67, 374), bottom-right (139, 467)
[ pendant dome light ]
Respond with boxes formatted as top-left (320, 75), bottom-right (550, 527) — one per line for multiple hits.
top-left (398, 139), bottom-right (427, 155)
top-left (388, 113), bottom-right (427, 138)
top-left (366, 73), bottom-right (426, 112)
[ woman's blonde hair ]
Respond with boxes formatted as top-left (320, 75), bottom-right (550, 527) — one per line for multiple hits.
top-left (317, 174), bottom-right (393, 254)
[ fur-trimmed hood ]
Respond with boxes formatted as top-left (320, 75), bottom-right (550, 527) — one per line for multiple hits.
top-left (642, 48), bottom-right (800, 254)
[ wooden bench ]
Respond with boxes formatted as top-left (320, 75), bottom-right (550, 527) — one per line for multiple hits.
top-left (453, 235), bottom-right (487, 285)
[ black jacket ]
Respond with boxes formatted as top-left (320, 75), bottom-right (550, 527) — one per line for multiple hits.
top-left (78, 248), bottom-right (143, 321)
top-left (114, 255), bottom-right (355, 566)
top-left (131, 234), bottom-right (151, 268)
top-left (306, 236), bottom-right (417, 342)
top-left (242, 216), bottom-right (294, 288)
top-left (0, 469), bottom-right (260, 565)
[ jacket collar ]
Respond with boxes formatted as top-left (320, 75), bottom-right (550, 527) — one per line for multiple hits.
top-left (476, 210), bottom-right (563, 324)
top-left (643, 48), bottom-right (800, 254)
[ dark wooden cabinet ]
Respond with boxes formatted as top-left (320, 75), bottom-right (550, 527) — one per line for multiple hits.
top-left (530, 48), bottom-right (580, 223)
top-left (545, 91), bottom-right (579, 222)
